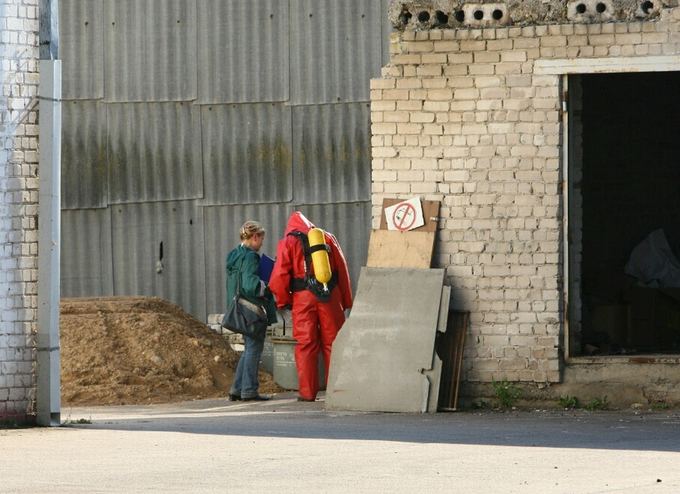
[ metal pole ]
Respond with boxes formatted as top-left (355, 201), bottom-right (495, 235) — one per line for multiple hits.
top-left (36, 0), bottom-right (61, 427)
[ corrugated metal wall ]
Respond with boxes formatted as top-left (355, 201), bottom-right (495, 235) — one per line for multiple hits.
top-left (196, 0), bottom-right (290, 104)
top-left (60, 0), bottom-right (390, 321)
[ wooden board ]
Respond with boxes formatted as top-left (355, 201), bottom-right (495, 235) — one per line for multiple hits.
top-left (436, 311), bottom-right (470, 412)
top-left (379, 198), bottom-right (441, 232)
top-left (366, 230), bottom-right (435, 269)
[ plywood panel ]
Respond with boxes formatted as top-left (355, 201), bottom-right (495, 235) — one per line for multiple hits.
top-left (366, 230), bottom-right (435, 269)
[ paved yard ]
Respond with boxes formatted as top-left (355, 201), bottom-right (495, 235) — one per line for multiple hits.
top-left (2, 393), bottom-right (680, 493)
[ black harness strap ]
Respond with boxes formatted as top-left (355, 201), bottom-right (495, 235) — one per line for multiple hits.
top-left (291, 272), bottom-right (337, 292)
top-left (308, 243), bottom-right (330, 255)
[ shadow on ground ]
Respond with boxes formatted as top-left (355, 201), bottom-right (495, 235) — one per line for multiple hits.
top-left (62, 392), bottom-right (680, 453)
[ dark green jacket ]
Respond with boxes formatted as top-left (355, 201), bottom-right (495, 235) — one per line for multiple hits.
top-left (226, 244), bottom-right (277, 325)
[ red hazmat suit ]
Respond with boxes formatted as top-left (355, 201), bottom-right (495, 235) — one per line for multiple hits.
top-left (269, 212), bottom-right (353, 401)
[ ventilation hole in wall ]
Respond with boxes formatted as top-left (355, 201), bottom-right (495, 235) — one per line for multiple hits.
top-left (417, 11), bottom-right (430, 22)
top-left (434, 10), bottom-right (449, 26)
top-left (576, 3), bottom-right (587, 13)
top-left (473, 9), bottom-right (484, 20)
top-left (492, 9), bottom-right (504, 20)
top-left (596, 2), bottom-right (607, 12)
top-left (642, 0), bottom-right (654, 13)
top-left (454, 10), bottom-right (465, 22)
top-left (399, 9), bottom-right (412, 25)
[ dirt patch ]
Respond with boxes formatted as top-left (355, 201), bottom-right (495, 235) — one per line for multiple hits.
top-left (60, 297), bottom-right (281, 406)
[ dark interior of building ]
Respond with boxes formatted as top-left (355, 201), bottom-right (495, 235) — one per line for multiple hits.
top-left (572, 71), bottom-right (680, 355)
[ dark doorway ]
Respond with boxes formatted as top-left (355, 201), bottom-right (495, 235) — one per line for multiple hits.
top-left (568, 71), bottom-right (680, 356)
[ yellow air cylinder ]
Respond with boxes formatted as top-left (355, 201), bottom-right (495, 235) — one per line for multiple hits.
top-left (308, 228), bottom-right (332, 285)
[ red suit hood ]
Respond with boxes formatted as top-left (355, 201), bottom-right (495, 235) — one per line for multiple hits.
top-left (284, 211), bottom-right (315, 235)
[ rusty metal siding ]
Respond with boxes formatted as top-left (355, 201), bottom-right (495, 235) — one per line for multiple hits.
top-left (196, 0), bottom-right (289, 104)
top-left (203, 203), bottom-right (291, 315)
top-left (60, 0), bottom-right (104, 100)
top-left (290, 0), bottom-right (384, 105)
top-left (61, 208), bottom-right (113, 296)
top-left (104, 0), bottom-right (197, 102)
top-left (61, 101), bottom-right (108, 209)
top-left (110, 201), bottom-right (207, 318)
top-left (200, 103), bottom-right (293, 205)
top-left (292, 102), bottom-right (371, 204)
top-left (107, 102), bottom-right (203, 203)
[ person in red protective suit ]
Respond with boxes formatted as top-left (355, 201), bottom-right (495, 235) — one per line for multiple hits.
top-left (269, 212), bottom-right (353, 402)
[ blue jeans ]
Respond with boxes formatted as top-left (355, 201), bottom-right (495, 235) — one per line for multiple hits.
top-left (229, 329), bottom-right (265, 399)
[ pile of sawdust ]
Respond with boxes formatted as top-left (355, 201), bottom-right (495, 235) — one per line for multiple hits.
top-left (60, 297), bottom-right (281, 406)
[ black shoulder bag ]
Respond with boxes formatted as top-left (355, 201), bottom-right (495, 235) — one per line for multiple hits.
top-left (221, 258), bottom-right (267, 341)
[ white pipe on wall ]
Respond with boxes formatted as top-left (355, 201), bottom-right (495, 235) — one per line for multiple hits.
top-left (36, 59), bottom-right (61, 427)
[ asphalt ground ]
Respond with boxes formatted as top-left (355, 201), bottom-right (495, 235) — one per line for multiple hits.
top-left (2, 392), bottom-right (680, 493)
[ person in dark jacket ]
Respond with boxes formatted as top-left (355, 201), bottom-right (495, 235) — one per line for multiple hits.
top-left (226, 220), bottom-right (277, 401)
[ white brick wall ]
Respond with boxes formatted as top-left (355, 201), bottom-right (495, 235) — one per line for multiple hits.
top-left (0, 0), bottom-right (39, 423)
top-left (371, 9), bottom-right (680, 384)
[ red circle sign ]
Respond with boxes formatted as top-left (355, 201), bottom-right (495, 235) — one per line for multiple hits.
top-left (392, 202), bottom-right (417, 231)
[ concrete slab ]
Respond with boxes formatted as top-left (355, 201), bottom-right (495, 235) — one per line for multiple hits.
top-left (326, 267), bottom-right (445, 413)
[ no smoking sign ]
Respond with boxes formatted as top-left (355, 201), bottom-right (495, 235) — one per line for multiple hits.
top-left (385, 197), bottom-right (425, 232)
top-left (392, 202), bottom-right (417, 231)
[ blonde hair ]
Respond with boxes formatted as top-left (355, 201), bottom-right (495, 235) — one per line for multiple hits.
top-left (239, 220), bottom-right (265, 241)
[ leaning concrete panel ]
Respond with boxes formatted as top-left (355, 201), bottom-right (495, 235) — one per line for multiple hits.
top-left (326, 267), bottom-right (445, 413)
top-left (425, 285), bottom-right (450, 413)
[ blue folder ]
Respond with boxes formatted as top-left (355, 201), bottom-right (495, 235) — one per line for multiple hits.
top-left (258, 254), bottom-right (275, 283)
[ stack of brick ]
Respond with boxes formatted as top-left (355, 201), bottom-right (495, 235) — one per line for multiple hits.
top-left (0, 0), bottom-right (40, 423)
top-left (370, 6), bottom-right (680, 384)
top-left (207, 313), bottom-right (287, 353)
